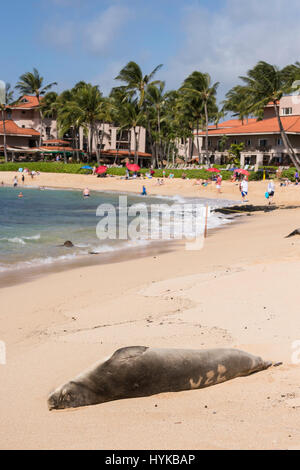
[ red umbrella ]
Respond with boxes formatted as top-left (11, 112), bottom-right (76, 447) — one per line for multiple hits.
top-left (96, 165), bottom-right (107, 174)
top-left (235, 169), bottom-right (250, 176)
top-left (126, 163), bottom-right (140, 172)
top-left (206, 168), bottom-right (220, 173)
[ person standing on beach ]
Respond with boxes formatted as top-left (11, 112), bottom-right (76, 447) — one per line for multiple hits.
top-left (295, 171), bottom-right (299, 185)
top-left (13, 176), bottom-right (18, 187)
top-left (22, 174), bottom-right (25, 184)
top-left (267, 180), bottom-right (275, 205)
top-left (216, 175), bottom-right (222, 194)
top-left (83, 188), bottom-right (90, 198)
top-left (240, 177), bottom-right (249, 202)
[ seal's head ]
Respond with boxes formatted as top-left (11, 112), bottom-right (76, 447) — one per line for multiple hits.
top-left (48, 381), bottom-right (100, 410)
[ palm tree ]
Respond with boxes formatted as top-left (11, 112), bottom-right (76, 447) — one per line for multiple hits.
top-left (118, 99), bottom-right (145, 164)
top-left (222, 85), bottom-right (252, 124)
top-left (58, 83), bottom-right (108, 163)
top-left (16, 68), bottom-right (57, 147)
top-left (181, 71), bottom-right (219, 163)
top-left (0, 83), bottom-right (15, 162)
top-left (240, 61), bottom-right (300, 170)
top-left (115, 61), bottom-right (163, 108)
top-left (145, 82), bottom-right (168, 164)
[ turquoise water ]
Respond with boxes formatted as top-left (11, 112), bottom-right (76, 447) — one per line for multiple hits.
top-left (0, 186), bottom-right (234, 273)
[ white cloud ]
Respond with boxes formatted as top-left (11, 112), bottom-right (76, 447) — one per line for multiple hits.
top-left (41, 3), bottom-right (131, 55)
top-left (42, 21), bottom-right (76, 49)
top-left (84, 4), bottom-right (130, 54)
top-left (92, 60), bottom-right (126, 96)
top-left (164, 0), bottom-right (300, 99)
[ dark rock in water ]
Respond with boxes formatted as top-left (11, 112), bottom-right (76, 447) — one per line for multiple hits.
top-left (215, 204), bottom-right (300, 216)
top-left (214, 205), bottom-right (278, 215)
top-left (285, 229), bottom-right (300, 239)
top-left (63, 241), bottom-right (74, 247)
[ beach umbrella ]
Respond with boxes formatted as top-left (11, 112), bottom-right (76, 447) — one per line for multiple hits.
top-left (235, 169), bottom-right (250, 176)
top-left (96, 165), bottom-right (107, 174)
top-left (126, 163), bottom-right (140, 172)
top-left (81, 165), bottom-right (93, 170)
top-left (206, 168), bottom-right (220, 173)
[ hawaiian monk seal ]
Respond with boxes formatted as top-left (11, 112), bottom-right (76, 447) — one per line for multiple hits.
top-left (48, 346), bottom-right (272, 410)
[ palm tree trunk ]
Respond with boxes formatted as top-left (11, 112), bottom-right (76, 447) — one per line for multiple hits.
top-left (274, 101), bottom-right (300, 170)
top-left (89, 126), bottom-right (93, 162)
top-left (196, 119), bottom-right (201, 161)
top-left (134, 127), bottom-right (138, 165)
top-left (98, 122), bottom-right (105, 163)
top-left (204, 101), bottom-right (209, 164)
top-left (1, 108), bottom-right (8, 163)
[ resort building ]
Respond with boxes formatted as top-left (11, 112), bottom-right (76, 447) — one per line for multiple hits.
top-left (196, 96), bottom-right (300, 167)
top-left (0, 95), bottom-right (150, 164)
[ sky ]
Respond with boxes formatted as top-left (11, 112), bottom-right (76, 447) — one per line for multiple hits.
top-left (3, 0), bottom-right (300, 102)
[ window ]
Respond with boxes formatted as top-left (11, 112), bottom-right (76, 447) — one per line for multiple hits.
top-left (6, 109), bottom-right (12, 119)
top-left (233, 139), bottom-right (238, 145)
top-left (277, 138), bottom-right (283, 146)
top-left (46, 127), bottom-right (51, 138)
top-left (246, 139), bottom-right (251, 147)
top-left (282, 107), bottom-right (292, 115)
top-left (259, 139), bottom-right (268, 147)
top-left (116, 130), bottom-right (129, 142)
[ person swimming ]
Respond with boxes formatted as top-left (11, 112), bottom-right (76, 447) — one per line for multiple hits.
top-left (18, 192), bottom-right (23, 198)
top-left (83, 188), bottom-right (90, 198)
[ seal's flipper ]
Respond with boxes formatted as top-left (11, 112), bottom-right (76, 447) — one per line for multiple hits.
top-left (110, 346), bottom-right (149, 362)
top-left (285, 229), bottom-right (300, 238)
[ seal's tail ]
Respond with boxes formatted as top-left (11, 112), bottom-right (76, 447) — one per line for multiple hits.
top-left (263, 360), bottom-right (273, 369)
top-left (285, 230), bottom-right (300, 238)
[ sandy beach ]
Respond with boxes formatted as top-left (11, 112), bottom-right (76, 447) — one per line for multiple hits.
top-left (1, 171), bottom-right (300, 450)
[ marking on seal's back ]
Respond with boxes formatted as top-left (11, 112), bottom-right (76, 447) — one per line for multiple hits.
top-left (189, 376), bottom-right (203, 389)
top-left (216, 364), bottom-right (227, 383)
top-left (205, 370), bottom-right (215, 386)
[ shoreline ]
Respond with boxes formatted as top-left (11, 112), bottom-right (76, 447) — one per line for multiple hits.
top-left (0, 180), bottom-right (238, 288)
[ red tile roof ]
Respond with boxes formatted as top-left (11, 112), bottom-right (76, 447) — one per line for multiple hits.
top-left (102, 149), bottom-right (152, 157)
top-left (0, 120), bottom-right (40, 136)
top-left (39, 146), bottom-right (75, 152)
top-left (198, 116), bottom-right (300, 136)
top-left (43, 139), bottom-right (70, 145)
top-left (205, 118), bottom-right (257, 131)
top-left (9, 95), bottom-right (40, 109)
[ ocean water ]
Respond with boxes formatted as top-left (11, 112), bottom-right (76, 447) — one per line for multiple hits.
top-left (0, 186), bottom-right (235, 274)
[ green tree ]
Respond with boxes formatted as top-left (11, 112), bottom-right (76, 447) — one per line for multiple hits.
top-left (222, 85), bottom-right (252, 124)
top-left (0, 83), bottom-right (15, 162)
top-left (181, 71), bottom-right (219, 163)
top-left (240, 61), bottom-right (300, 170)
top-left (16, 68), bottom-right (57, 147)
top-left (115, 61), bottom-right (163, 108)
top-left (57, 83), bottom-right (109, 163)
